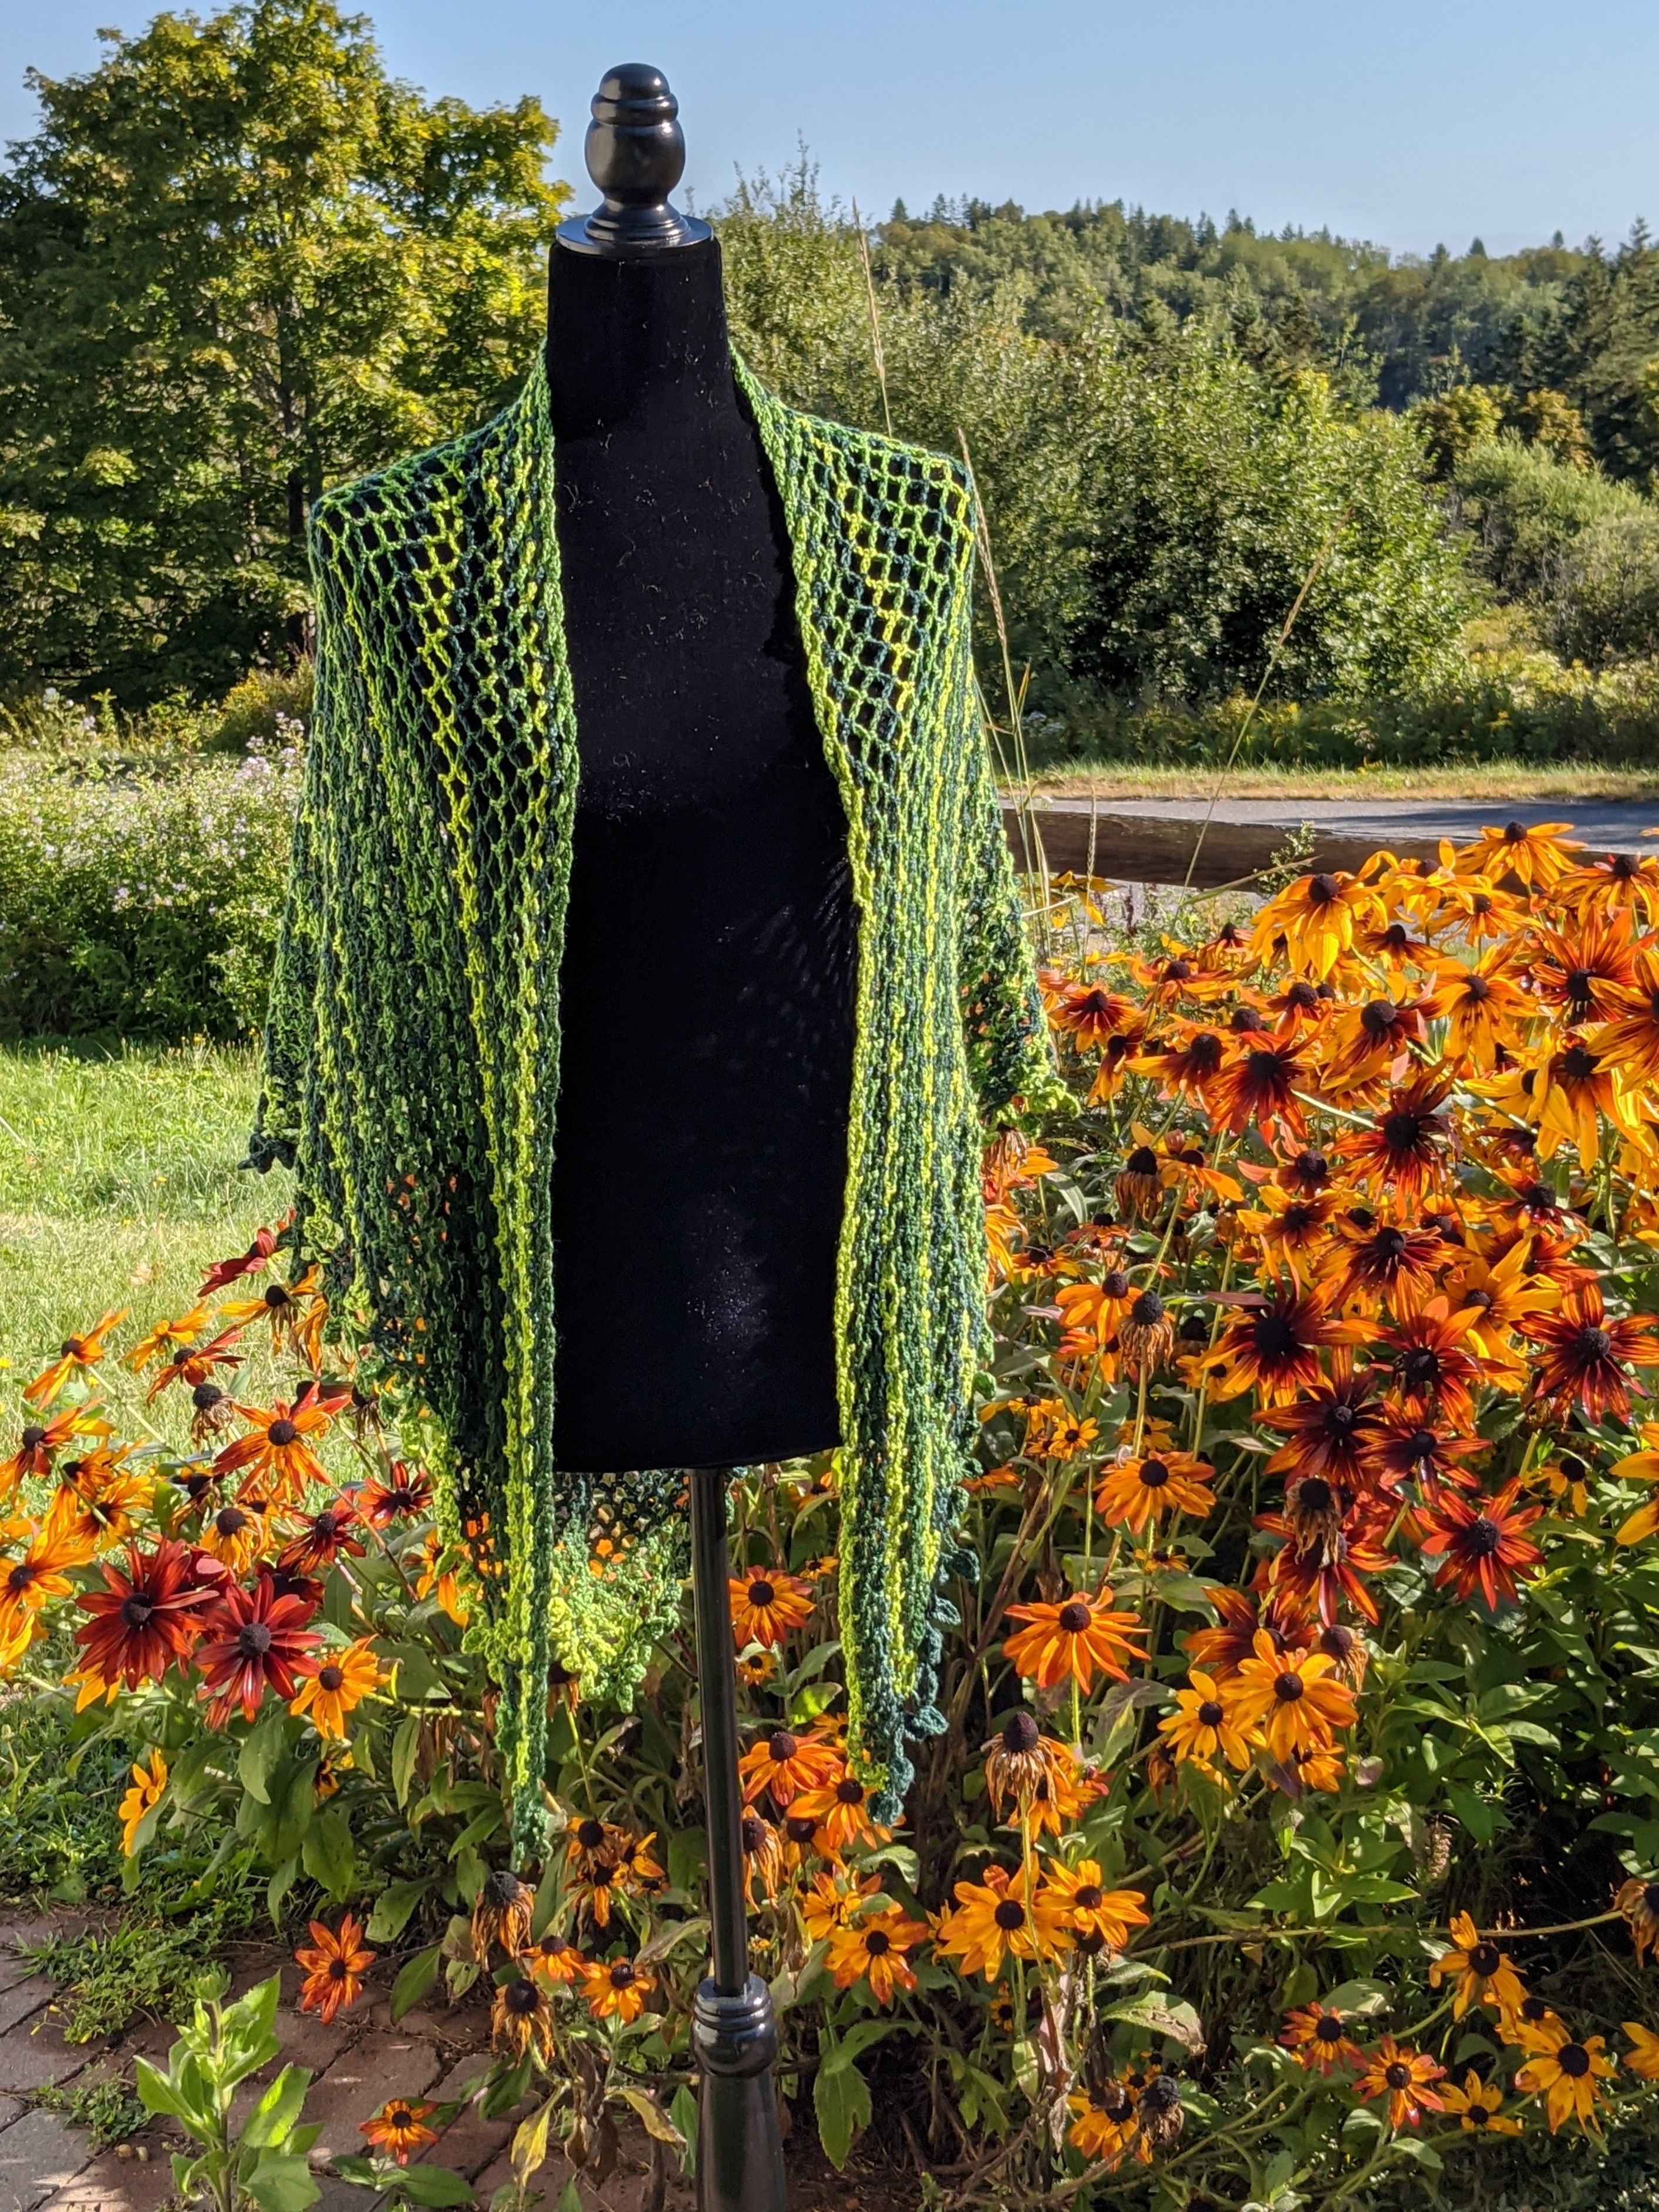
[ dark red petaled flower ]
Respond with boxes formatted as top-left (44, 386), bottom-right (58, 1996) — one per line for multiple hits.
top-left (277, 1502), bottom-right (366, 1576)
top-left (1529, 1282), bottom-right (1659, 1422)
top-left (73, 1537), bottom-right (218, 1690)
top-left (1209, 1040), bottom-right (1307, 1145)
top-left (1338, 1074), bottom-right (1454, 1197)
top-left (1257, 1496), bottom-right (1394, 1625)
top-left (198, 1222), bottom-right (284, 1296)
top-left (195, 1573), bottom-right (322, 1727)
top-left (1372, 1297), bottom-right (1484, 1433)
top-left (1418, 1482), bottom-right (1543, 1610)
top-left (359, 1462), bottom-right (435, 1526)
top-left (1261, 1375), bottom-right (1385, 1491)
top-left (1364, 1417), bottom-right (1485, 1503)
top-left (1181, 1584), bottom-right (1313, 1680)
top-left (1203, 1290), bottom-right (1357, 1407)
top-left (1322, 1217), bottom-right (1445, 1317)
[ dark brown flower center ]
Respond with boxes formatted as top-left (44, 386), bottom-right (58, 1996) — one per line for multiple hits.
top-left (237, 1622), bottom-right (273, 1658)
top-left (192, 1383), bottom-right (224, 1411)
top-left (1360, 999), bottom-right (1398, 1038)
top-left (1273, 1671), bottom-right (1305, 1703)
top-left (1139, 1459), bottom-right (1170, 1489)
top-left (485, 1869), bottom-right (526, 1906)
top-left (1253, 1313), bottom-right (1300, 1360)
top-left (1130, 1290), bottom-right (1165, 1327)
top-left (1127, 1147), bottom-right (1159, 1178)
top-left (1198, 1700), bottom-right (1225, 1727)
top-left (505, 1978), bottom-right (538, 2014)
top-left (1001, 1709), bottom-right (1039, 1754)
top-left (1058, 1601), bottom-right (1092, 1634)
top-left (865, 1929), bottom-right (891, 1955)
top-left (746, 1579), bottom-right (775, 1609)
top-left (993, 1900), bottom-right (1027, 1931)
top-left (19, 1427), bottom-right (44, 1452)
top-left (1101, 1270), bottom-right (1130, 1299)
top-left (835, 1777), bottom-right (864, 1806)
top-left (1576, 1326), bottom-right (1614, 1363)
top-left (120, 1594), bottom-right (154, 1628)
top-left (267, 1419), bottom-right (298, 1448)
top-left (766, 1730), bottom-right (798, 1764)
top-left (578, 1818), bottom-right (606, 1850)
top-left (1469, 1942), bottom-right (1501, 1978)
top-left (318, 1664), bottom-right (344, 1693)
top-left (215, 1507), bottom-right (247, 1536)
top-left (1308, 874), bottom-right (1341, 905)
top-left (1314, 2014), bottom-right (1345, 2044)
top-left (1384, 2061), bottom-right (1411, 2089)
top-left (388, 2107), bottom-right (412, 2129)
top-left (1464, 1516), bottom-right (1502, 1558)
top-left (1558, 2043), bottom-right (1590, 2078)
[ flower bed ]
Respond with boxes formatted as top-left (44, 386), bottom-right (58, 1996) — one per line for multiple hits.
top-left (8, 822), bottom-right (1659, 2206)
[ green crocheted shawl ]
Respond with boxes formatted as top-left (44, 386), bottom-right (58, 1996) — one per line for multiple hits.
top-left (250, 349), bottom-right (1064, 1846)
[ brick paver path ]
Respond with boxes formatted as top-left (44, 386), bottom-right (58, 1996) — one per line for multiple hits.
top-left (0, 1918), bottom-right (687, 2212)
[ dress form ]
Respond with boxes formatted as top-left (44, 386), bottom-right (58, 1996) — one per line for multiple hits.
top-left (546, 215), bottom-right (855, 1476)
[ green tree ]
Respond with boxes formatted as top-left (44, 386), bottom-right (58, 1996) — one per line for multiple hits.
top-left (0, 0), bottom-right (567, 703)
top-left (1066, 329), bottom-right (1469, 706)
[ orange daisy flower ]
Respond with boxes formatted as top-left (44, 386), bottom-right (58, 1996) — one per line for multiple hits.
top-left (729, 1563), bottom-right (813, 1647)
top-left (23, 1309), bottom-right (127, 1410)
top-left (1226, 1630), bottom-right (1356, 1759)
top-left (1280, 2002), bottom-right (1363, 2073)
top-left (213, 1384), bottom-right (348, 1507)
top-left (1355, 2036), bottom-right (1445, 2130)
top-left (295, 1913), bottom-right (375, 2024)
top-left (1093, 1450), bottom-right (1215, 1538)
top-left (581, 1955), bottom-right (656, 2023)
top-left (1003, 1589), bottom-right (1145, 1691)
top-left (825, 1904), bottom-right (929, 2005)
top-left (360, 2098), bottom-right (439, 2165)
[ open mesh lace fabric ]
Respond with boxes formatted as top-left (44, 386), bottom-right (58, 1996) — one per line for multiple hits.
top-left (250, 350), bottom-right (1066, 1846)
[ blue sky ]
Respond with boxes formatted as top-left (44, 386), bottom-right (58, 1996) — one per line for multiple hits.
top-left (2, 0), bottom-right (1655, 258)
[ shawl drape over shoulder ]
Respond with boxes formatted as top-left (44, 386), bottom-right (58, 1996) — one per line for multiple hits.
top-left (250, 351), bottom-right (1066, 1844)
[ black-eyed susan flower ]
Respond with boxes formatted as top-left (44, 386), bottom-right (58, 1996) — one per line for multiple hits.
top-left (1418, 1483), bottom-right (1543, 1611)
top-left (1039, 1862), bottom-right (1147, 1951)
top-left (289, 1637), bottom-right (383, 1740)
top-left (825, 1903), bottom-right (929, 2005)
top-left (1226, 1631), bottom-right (1355, 1761)
top-left (738, 1726), bottom-right (840, 1810)
top-left (1429, 1912), bottom-right (1528, 2018)
top-left (359, 1462), bottom-right (434, 1525)
top-left (117, 1748), bottom-right (167, 1857)
top-left (23, 1309), bottom-right (127, 1410)
top-left (1621, 2021), bottom-right (1659, 2080)
top-left (491, 1972), bottom-right (554, 2060)
top-left (1158, 1670), bottom-right (1262, 1772)
top-left (728, 1563), bottom-right (812, 1648)
top-left (295, 1913), bottom-right (375, 2025)
top-left (1617, 1874), bottom-right (1659, 1964)
top-left (1279, 2002), bottom-right (1363, 2073)
top-left (470, 1867), bottom-right (534, 1961)
top-left (1512, 2017), bottom-right (1616, 2132)
top-left (1355, 2036), bottom-right (1445, 2130)
top-left (935, 1863), bottom-right (1070, 1980)
top-left (1441, 2069), bottom-right (1522, 2135)
top-left (359, 2098), bottom-right (440, 2164)
top-left (581, 1955), bottom-right (655, 2024)
top-left (1003, 1590), bottom-right (1145, 1692)
top-left (1094, 1450), bottom-right (1215, 1539)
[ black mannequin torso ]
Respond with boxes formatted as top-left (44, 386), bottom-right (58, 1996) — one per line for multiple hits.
top-left (546, 238), bottom-right (855, 1474)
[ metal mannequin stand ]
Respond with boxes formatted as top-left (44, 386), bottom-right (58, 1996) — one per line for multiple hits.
top-left (555, 65), bottom-right (791, 2212)
top-left (689, 1466), bottom-right (788, 2212)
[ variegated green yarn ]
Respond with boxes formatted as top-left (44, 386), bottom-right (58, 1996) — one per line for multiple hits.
top-left (250, 347), bottom-right (1064, 1847)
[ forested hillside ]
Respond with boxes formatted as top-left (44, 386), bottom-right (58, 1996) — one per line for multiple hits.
top-left (5, 0), bottom-right (1659, 767)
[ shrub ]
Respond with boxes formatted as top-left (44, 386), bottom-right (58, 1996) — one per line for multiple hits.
top-left (0, 750), bottom-right (298, 1040)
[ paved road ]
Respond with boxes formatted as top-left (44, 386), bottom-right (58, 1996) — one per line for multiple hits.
top-left (1099, 796), bottom-right (1659, 850)
top-left (1002, 793), bottom-right (1659, 888)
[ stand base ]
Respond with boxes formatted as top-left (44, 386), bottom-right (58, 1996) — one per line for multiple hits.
top-left (693, 1974), bottom-right (787, 2212)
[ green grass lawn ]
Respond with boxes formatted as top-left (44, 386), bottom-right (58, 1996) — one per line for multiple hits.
top-left (1031, 761), bottom-right (1659, 800)
top-left (0, 1041), bottom-right (296, 1444)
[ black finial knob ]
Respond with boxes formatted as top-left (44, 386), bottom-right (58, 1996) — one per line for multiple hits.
top-left (557, 63), bottom-right (712, 257)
